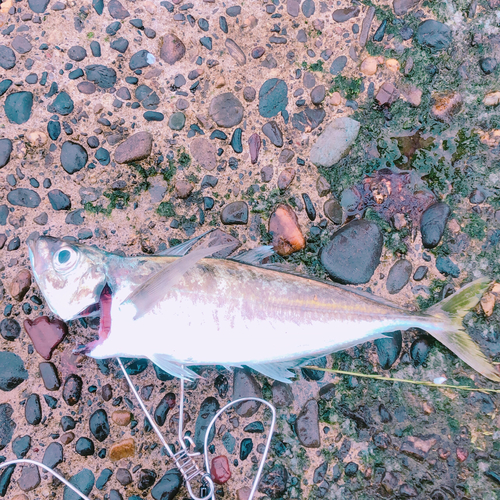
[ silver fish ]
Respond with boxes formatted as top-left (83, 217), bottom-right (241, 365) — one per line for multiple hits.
top-left (28, 235), bottom-right (500, 383)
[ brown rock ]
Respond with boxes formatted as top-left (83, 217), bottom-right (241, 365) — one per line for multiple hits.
top-left (112, 410), bottom-right (132, 426)
top-left (393, 0), bottom-right (420, 16)
top-left (316, 176), bottom-right (330, 197)
top-left (261, 165), bottom-right (274, 182)
top-left (278, 148), bottom-right (294, 163)
top-left (269, 205), bottom-right (306, 256)
top-left (272, 381), bottom-right (294, 407)
top-left (190, 138), bottom-right (216, 171)
top-left (376, 82), bottom-right (400, 106)
top-left (110, 438), bottom-right (135, 461)
top-left (10, 269), bottom-right (31, 301)
top-left (381, 471), bottom-right (400, 494)
top-left (160, 33), bottom-right (186, 65)
top-left (277, 168), bottom-right (296, 191)
top-left (24, 316), bottom-right (68, 360)
top-left (12, 495), bottom-right (29, 500)
top-left (168, 411), bottom-right (191, 434)
top-left (248, 133), bottom-right (261, 164)
top-left (175, 180), bottom-right (194, 199)
top-left (211, 456), bottom-right (231, 484)
top-left (400, 436), bottom-right (437, 460)
top-left (238, 487), bottom-right (251, 500)
top-left (60, 432), bottom-right (75, 445)
top-left (225, 38), bottom-right (246, 66)
top-left (431, 93), bottom-right (463, 122)
top-left (102, 384), bottom-right (113, 401)
top-left (115, 132), bottom-right (153, 164)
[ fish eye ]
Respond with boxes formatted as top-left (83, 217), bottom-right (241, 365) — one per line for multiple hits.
top-left (53, 247), bottom-right (78, 272)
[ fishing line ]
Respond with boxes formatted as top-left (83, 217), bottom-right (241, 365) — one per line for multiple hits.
top-left (304, 366), bottom-right (500, 394)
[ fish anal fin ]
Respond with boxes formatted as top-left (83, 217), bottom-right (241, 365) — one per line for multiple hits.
top-left (123, 242), bottom-right (233, 319)
top-left (231, 246), bottom-right (275, 265)
top-left (246, 357), bottom-right (319, 383)
top-left (150, 354), bottom-right (199, 380)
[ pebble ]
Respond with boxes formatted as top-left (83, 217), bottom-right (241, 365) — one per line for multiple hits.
top-left (310, 117), bottom-right (360, 167)
top-left (60, 141), bottom-right (88, 174)
top-left (0, 352), bottom-right (28, 391)
top-left (259, 78), bottom-right (288, 118)
top-left (329, 55), bottom-right (347, 75)
top-left (11, 36), bottom-right (32, 55)
top-left (258, 464), bottom-right (289, 498)
top-left (375, 331), bottom-right (402, 369)
top-left (194, 397), bottom-right (220, 452)
top-left (420, 202), bottom-right (450, 248)
top-left (0, 318), bottom-right (21, 341)
top-left (416, 20), bottom-right (452, 51)
top-left (292, 106), bottom-right (326, 132)
top-left (85, 65), bottom-right (117, 89)
top-left (221, 201), bottom-right (248, 225)
top-left (302, 193), bottom-right (316, 221)
top-left (168, 112), bottom-right (185, 130)
top-left (261, 165), bottom-right (274, 182)
top-left (63, 468), bottom-right (94, 500)
top-left (436, 256), bottom-right (460, 277)
top-left (116, 468), bottom-right (132, 486)
top-left (248, 133), bottom-right (261, 164)
top-left (483, 91), bottom-right (500, 106)
top-left (61, 416), bottom-right (76, 431)
top-left (272, 381), bottom-right (294, 407)
top-left (480, 57), bottom-right (497, 74)
top-left (431, 92), bottom-right (463, 121)
top-left (410, 336), bottom-right (432, 367)
top-left (211, 456), bottom-right (231, 484)
top-left (68, 45), bottom-right (87, 61)
top-left (151, 470), bottom-right (182, 500)
top-left (295, 400), bottom-right (320, 447)
top-left (39, 362), bottom-right (60, 390)
top-left (209, 93), bottom-right (244, 128)
top-left (90, 409), bottom-right (110, 441)
top-left (75, 437), bottom-right (95, 456)
top-left (393, 0), bottom-right (420, 15)
top-left (12, 436), bottom-right (31, 459)
top-left (232, 369), bottom-right (262, 417)
top-left (262, 121), bottom-right (283, 147)
top-left (243, 86), bottom-right (256, 102)
top-left (42, 442), bottom-right (63, 468)
top-left (129, 50), bottom-right (154, 70)
top-left (386, 259), bottom-right (412, 294)
top-left (25, 394), bottom-right (42, 425)
top-left (109, 438), bottom-right (135, 461)
top-left (359, 6), bottom-right (375, 47)
top-left (240, 438), bottom-right (253, 460)
top-left (0, 139), bottom-right (12, 168)
top-left (96, 469), bottom-right (112, 490)
top-left (191, 137), bottom-right (216, 171)
top-left (160, 34), bottom-right (186, 65)
top-left (0, 403), bottom-right (15, 450)
top-left (23, 316), bottom-right (68, 360)
top-left (269, 204), bottom-right (305, 256)
top-left (321, 219), bottom-right (383, 284)
top-left (0, 45), bottom-right (16, 70)
top-left (310, 85), bottom-right (326, 105)
top-left (48, 189), bottom-right (71, 211)
top-left (18, 465), bottom-right (40, 492)
top-left (332, 6), bottom-right (359, 22)
top-left (278, 168), bottom-right (296, 191)
top-left (226, 38), bottom-right (246, 66)
top-left (9, 269), bottom-right (31, 302)
top-left (115, 132), bottom-right (152, 163)
top-left (5, 92), bottom-right (33, 124)
top-left (62, 374), bottom-right (83, 406)
top-left (230, 128), bottom-right (243, 153)
top-left (154, 392), bottom-right (175, 425)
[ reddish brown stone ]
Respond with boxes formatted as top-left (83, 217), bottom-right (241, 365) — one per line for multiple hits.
top-left (375, 82), bottom-right (400, 106)
top-left (431, 93), bottom-right (463, 122)
top-left (175, 180), bottom-right (194, 199)
top-left (112, 410), bottom-right (132, 426)
top-left (60, 432), bottom-right (75, 445)
top-left (24, 316), bottom-right (68, 360)
top-left (211, 456), bottom-right (231, 484)
top-left (10, 269), bottom-right (31, 301)
top-left (269, 205), bottom-right (306, 257)
top-left (109, 438), bottom-right (135, 461)
top-left (400, 436), bottom-right (437, 460)
top-left (160, 33), bottom-right (186, 65)
top-left (456, 447), bottom-right (468, 462)
top-left (277, 168), bottom-right (296, 191)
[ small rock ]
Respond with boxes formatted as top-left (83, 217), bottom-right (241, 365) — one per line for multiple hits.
top-left (42, 442), bottom-right (63, 468)
top-left (39, 362), bottom-right (60, 390)
top-left (194, 397), bottom-right (220, 452)
top-left (109, 438), bottom-right (135, 461)
top-left (413, 265), bottom-right (428, 281)
top-left (209, 93), bottom-right (244, 128)
top-left (269, 204), bottom-right (306, 256)
top-left (0, 403), bottom-right (16, 450)
top-left (11, 36), bottom-right (32, 55)
top-left (108, 0), bottom-right (129, 19)
top-left (75, 437), bottom-right (95, 457)
top-left (416, 20), bottom-right (452, 51)
top-left (393, 0), bottom-right (420, 16)
top-left (211, 456), bottom-right (231, 484)
top-left (483, 91), bottom-right (500, 106)
top-left (295, 400), bottom-right (320, 448)
top-left (191, 138), bottom-right (216, 171)
top-left (63, 468), bottom-right (94, 500)
top-left (221, 201), bottom-right (248, 225)
top-left (321, 219), bottom-right (383, 284)
top-left (151, 470), bottom-right (182, 500)
top-left (48, 189), bottom-right (71, 211)
top-left (376, 82), bottom-right (400, 106)
top-left (0, 139), bottom-right (12, 168)
top-left (0, 45), bottom-right (16, 70)
top-left (5, 92), bottom-right (33, 124)
top-left (10, 269), bottom-right (31, 301)
top-left (332, 6), bottom-right (359, 22)
top-left (116, 469), bottom-right (132, 486)
top-left (23, 316), bottom-right (68, 360)
top-left (168, 112), bottom-right (185, 131)
top-left (431, 93), bottom-right (463, 121)
top-left (0, 352), bottom-right (28, 392)
top-left (360, 56), bottom-right (378, 75)
top-left (248, 133), bottom-right (261, 164)
top-left (330, 55), bottom-right (347, 75)
top-left (225, 38), bottom-right (246, 66)
top-left (420, 202), bottom-right (450, 248)
top-left (90, 409), bottom-right (110, 442)
top-left (386, 259), bottom-right (412, 294)
top-left (25, 394), bottom-right (42, 425)
top-left (401, 435), bottom-right (437, 460)
top-left (258, 78), bottom-right (288, 118)
top-left (375, 332), bottom-right (402, 369)
top-left (18, 465), bottom-right (40, 492)
top-left (62, 374), bottom-right (83, 406)
top-left (115, 132), bottom-right (152, 164)
top-left (160, 33), bottom-right (186, 65)
top-left (480, 57), bottom-right (497, 74)
top-left (258, 464), bottom-right (288, 499)
top-left (243, 86), bottom-right (256, 102)
top-left (262, 121), bottom-right (283, 147)
top-left (85, 65), bottom-right (117, 89)
top-left (310, 85), bottom-right (326, 105)
top-left (233, 368), bottom-right (262, 417)
top-left (310, 117), bottom-right (360, 167)
top-left (272, 381), bottom-right (294, 407)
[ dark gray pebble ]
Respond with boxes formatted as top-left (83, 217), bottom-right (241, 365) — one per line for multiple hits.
top-left (480, 57), bottom-right (497, 74)
top-left (310, 85), bottom-right (326, 105)
top-left (7, 188), bottom-right (40, 208)
top-left (75, 437), bottom-right (95, 456)
top-left (154, 392), bottom-right (175, 426)
top-left (95, 147), bottom-right (110, 165)
top-left (330, 55), bottom-right (347, 75)
top-left (332, 6), bottom-right (360, 22)
top-left (420, 202), bottom-right (450, 248)
top-left (168, 112), bottom-right (185, 131)
top-left (221, 201), bottom-right (248, 225)
top-left (0, 46), bottom-right (16, 70)
top-left (61, 141), bottom-right (88, 174)
top-left (151, 469), bottom-right (182, 500)
top-left (258, 78), bottom-right (288, 118)
top-left (90, 41), bottom-right (101, 57)
top-left (194, 397), bottom-right (220, 452)
top-left (63, 374), bottom-right (82, 405)
top-left (12, 435), bottom-right (31, 458)
top-left (5, 91), bottom-right (33, 124)
top-left (138, 469), bottom-right (157, 490)
top-left (240, 438), bottom-right (253, 460)
top-left (302, 356), bottom-right (326, 381)
top-left (375, 331), bottom-right (402, 369)
top-left (11, 36), bottom-right (32, 55)
top-left (96, 469), bottom-right (112, 490)
top-left (68, 45), bottom-right (87, 61)
top-left (39, 362), bottom-right (60, 390)
top-left (108, 0), bottom-right (130, 19)
top-left (28, 0), bottom-right (49, 13)
top-left (89, 409), bottom-right (110, 442)
top-left (25, 394), bottom-right (42, 425)
top-left (111, 37), bottom-right (129, 53)
top-left (85, 65), bottom-right (117, 89)
top-left (258, 464), bottom-right (289, 498)
top-left (63, 468), bottom-right (94, 500)
top-left (386, 259), bottom-right (412, 294)
top-left (116, 468), bottom-right (132, 486)
top-left (302, 193), bottom-right (316, 221)
top-left (410, 335), bottom-right (432, 366)
top-left (209, 92), bottom-right (244, 128)
top-left (0, 403), bottom-right (15, 450)
top-left (230, 128), bottom-right (243, 153)
top-left (48, 189), bottom-right (71, 210)
top-left (42, 442), bottom-right (63, 469)
top-left (295, 400), bottom-right (320, 448)
top-left (413, 265), bottom-right (428, 281)
top-left (18, 464), bottom-right (40, 492)
top-left (436, 256), bottom-right (460, 277)
top-left (0, 318), bottom-right (20, 341)
top-left (0, 139), bottom-right (12, 168)
top-left (262, 121), bottom-right (283, 147)
top-left (416, 20), bottom-right (452, 51)
top-left (66, 209), bottom-right (85, 225)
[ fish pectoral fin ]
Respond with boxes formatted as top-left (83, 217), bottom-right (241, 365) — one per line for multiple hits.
top-left (122, 242), bottom-right (233, 319)
top-left (149, 354), bottom-right (200, 380)
top-left (155, 229), bottom-right (216, 256)
top-left (231, 245), bottom-right (275, 265)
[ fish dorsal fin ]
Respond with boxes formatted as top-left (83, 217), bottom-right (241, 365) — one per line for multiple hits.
top-left (156, 229), bottom-right (216, 256)
top-left (122, 242), bottom-right (232, 319)
top-left (230, 245), bottom-right (275, 265)
top-left (149, 354), bottom-right (199, 380)
top-left (245, 356), bottom-right (320, 384)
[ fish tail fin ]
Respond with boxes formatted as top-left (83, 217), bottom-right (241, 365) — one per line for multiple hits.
top-left (425, 277), bottom-right (500, 382)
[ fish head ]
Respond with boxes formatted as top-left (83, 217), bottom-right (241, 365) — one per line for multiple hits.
top-left (28, 236), bottom-right (107, 321)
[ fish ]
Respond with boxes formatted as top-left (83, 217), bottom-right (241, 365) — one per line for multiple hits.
top-left (27, 233), bottom-right (500, 384)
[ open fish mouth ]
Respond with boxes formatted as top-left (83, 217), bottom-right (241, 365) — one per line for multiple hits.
top-left (73, 284), bottom-right (113, 355)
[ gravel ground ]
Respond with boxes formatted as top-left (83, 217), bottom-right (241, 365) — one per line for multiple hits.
top-left (2, 0), bottom-right (500, 499)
